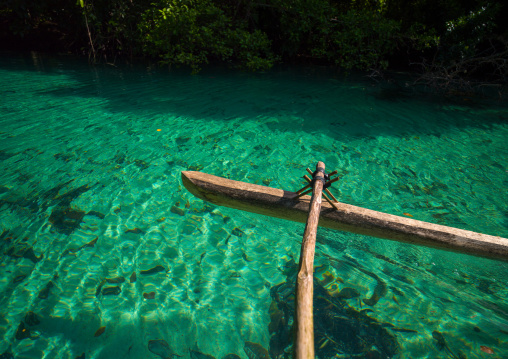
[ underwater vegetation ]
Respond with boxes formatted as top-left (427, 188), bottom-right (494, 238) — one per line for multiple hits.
top-left (268, 259), bottom-right (399, 358)
top-left (432, 331), bottom-right (467, 359)
top-left (266, 250), bottom-right (508, 358)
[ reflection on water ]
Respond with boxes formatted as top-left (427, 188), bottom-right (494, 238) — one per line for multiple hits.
top-left (0, 52), bottom-right (507, 358)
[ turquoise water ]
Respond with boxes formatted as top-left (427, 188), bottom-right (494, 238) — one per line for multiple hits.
top-left (0, 52), bottom-right (507, 359)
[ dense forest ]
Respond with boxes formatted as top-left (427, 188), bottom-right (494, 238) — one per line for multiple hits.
top-left (1, 0), bottom-right (507, 90)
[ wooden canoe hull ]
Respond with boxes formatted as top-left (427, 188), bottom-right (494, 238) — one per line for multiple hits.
top-left (182, 171), bottom-right (508, 262)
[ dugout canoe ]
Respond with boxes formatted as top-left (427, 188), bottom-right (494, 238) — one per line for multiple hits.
top-left (181, 171), bottom-right (508, 262)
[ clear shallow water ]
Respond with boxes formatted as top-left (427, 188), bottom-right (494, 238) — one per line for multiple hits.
top-left (0, 52), bottom-right (507, 359)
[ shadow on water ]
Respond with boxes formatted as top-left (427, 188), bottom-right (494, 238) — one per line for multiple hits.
top-left (1, 51), bottom-right (507, 141)
top-left (5, 309), bottom-right (176, 359)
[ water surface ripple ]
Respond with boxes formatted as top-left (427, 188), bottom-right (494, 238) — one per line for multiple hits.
top-left (0, 53), bottom-right (507, 359)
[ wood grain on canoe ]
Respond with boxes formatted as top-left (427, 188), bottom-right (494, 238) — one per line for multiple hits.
top-left (181, 171), bottom-right (508, 262)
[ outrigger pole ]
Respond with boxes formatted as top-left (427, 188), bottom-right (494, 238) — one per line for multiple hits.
top-left (294, 162), bottom-right (327, 359)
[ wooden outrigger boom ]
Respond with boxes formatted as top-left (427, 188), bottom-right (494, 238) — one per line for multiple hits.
top-left (182, 170), bottom-right (508, 262)
top-left (294, 162), bottom-right (326, 359)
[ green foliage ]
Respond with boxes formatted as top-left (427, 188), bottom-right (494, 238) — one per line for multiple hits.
top-left (1, 0), bottom-right (78, 38)
top-left (253, 0), bottom-right (400, 70)
top-left (139, 0), bottom-right (275, 72)
top-left (76, 0), bottom-right (152, 60)
top-left (320, 10), bottom-right (401, 70)
top-left (267, 0), bottom-right (331, 57)
top-left (1, 0), bottom-right (506, 82)
top-left (405, 23), bottom-right (439, 51)
top-left (441, 3), bottom-right (500, 60)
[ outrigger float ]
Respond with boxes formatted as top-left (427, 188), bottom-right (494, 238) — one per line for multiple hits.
top-left (182, 163), bottom-right (508, 359)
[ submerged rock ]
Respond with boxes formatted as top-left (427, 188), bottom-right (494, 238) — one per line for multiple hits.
top-left (61, 236), bottom-right (98, 257)
top-left (79, 236), bottom-right (98, 250)
top-left (134, 159), bottom-right (150, 170)
top-left (55, 184), bottom-right (91, 207)
top-left (268, 301), bottom-right (284, 334)
top-left (22, 246), bottom-right (43, 263)
top-left (95, 280), bottom-right (106, 297)
top-left (102, 286), bottom-right (121, 296)
top-left (190, 349), bottom-right (216, 359)
top-left (143, 291), bottom-right (156, 299)
top-left (148, 339), bottom-right (179, 359)
top-left (431, 330), bottom-right (465, 358)
top-left (363, 281), bottom-right (388, 306)
top-left (140, 265), bottom-right (165, 275)
top-left (232, 227), bottom-right (244, 237)
top-left (0, 229), bottom-right (14, 242)
top-left (170, 206), bottom-right (185, 216)
top-left (0, 348), bottom-right (14, 359)
top-left (15, 321), bottom-right (31, 340)
top-left (49, 207), bottom-right (86, 234)
top-left (244, 342), bottom-right (269, 359)
top-left (5, 245), bottom-right (43, 264)
top-left (332, 287), bottom-right (361, 299)
top-left (391, 327), bottom-right (417, 333)
top-left (38, 281), bottom-right (54, 299)
top-left (87, 210), bottom-right (105, 219)
top-left (13, 274), bottom-right (27, 284)
top-left (0, 196), bottom-right (39, 213)
top-left (106, 276), bottom-right (125, 284)
top-left (24, 311), bottom-right (40, 326)
top-left (125, 228), bottom-right (144, 234)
